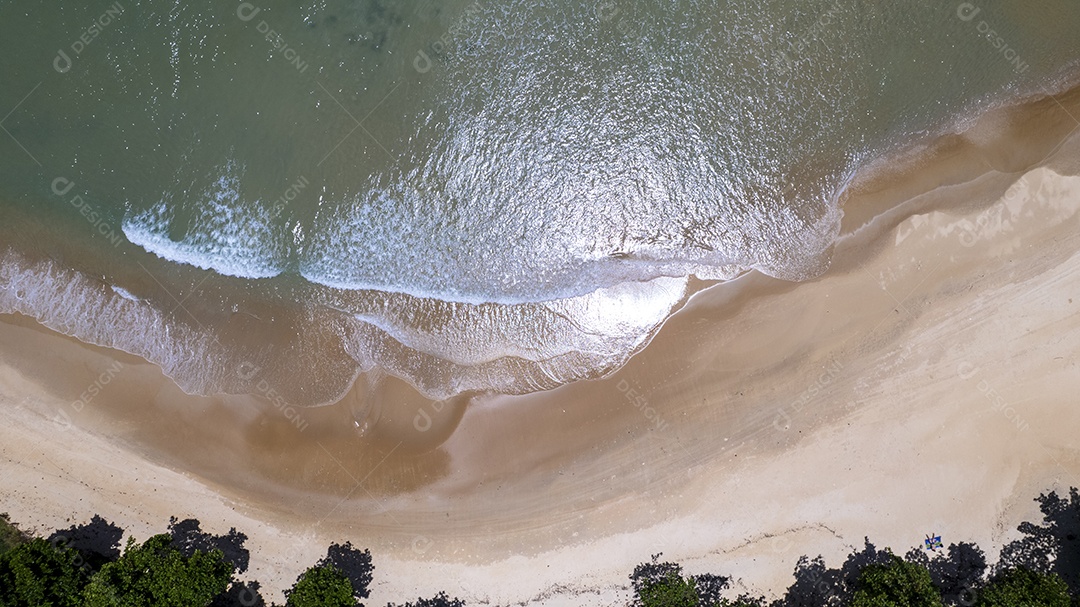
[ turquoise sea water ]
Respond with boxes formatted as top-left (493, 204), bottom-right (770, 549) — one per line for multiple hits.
top-left (1, 1), bottom-right (1078, 404)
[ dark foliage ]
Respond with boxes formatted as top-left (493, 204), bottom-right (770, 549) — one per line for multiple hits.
top-left (389, 591), bottom-right (466, 607)
top-left (212, 580), bottom-right (267, 607)
top-left (777, 555), bottom-right (842, 607)
top-left (850, 554), bottom-right (942, 607)
top-left (320, 541), bottom-right (374, 601)
top-left (5, 487), bottom-right (1080, 607)
top-left (997, 488), bottom-right (1080, 594)
top-left (0, 538), bottom-right (90, 607)
top-left (836, 538), bottom-right (895, 597)
top-left (727, 594), bottom-right (767, 606)
top-left (630, 553), bottom-right (685, 598)
top-left (928, 542), bottom-right (987, 606)
top-left (775, 538), bottom-right (893, 607)
top-left (83, 534), bottom-right (233, 607)
top-left (169, 516), bottom-right (251, 574)
top-left (976, 567), bottom-right (1071, 607)
top-left (285, 564), bottom-right (356, 607)
top-left (638, 571), bottom-right (699, 607)
top-left (0, 513), bottom-right (28, 554)
top-left (692, 572), bottom-right (731, 606)
top-left (629, 556), bottom-right (730, 607)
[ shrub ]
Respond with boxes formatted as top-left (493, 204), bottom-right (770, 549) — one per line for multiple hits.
top-left (0, 513), bottom-right (27, 555)
top-left (639, 571), bottom-right (699, 607)
top-left (0, 538), bottom-right (89, 607)
top-left (851, 554), bottom-right (942, 607)
top-left (82, 534), bottom-right (233, 607)
top-left (285, 564), bottom-right (357, 607)
top-left (975, 567), bottom-right (1070, 607)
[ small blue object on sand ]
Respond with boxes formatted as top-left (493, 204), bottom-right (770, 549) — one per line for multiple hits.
top-left (924, 534), bottom-right (943, 551)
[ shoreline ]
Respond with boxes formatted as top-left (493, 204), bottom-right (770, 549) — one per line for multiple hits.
top-left (0, 77), bottom-right (1077, 410)
top-left (2, 86), bottom-right (1080, 603)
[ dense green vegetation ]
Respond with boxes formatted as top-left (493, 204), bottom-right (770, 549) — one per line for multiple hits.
top-left (0, 514), bottom-right (26, 555)
top-left (627, 488), bottom-right (1080, 607)
top-left (83, 535), bottom-right (232, 607)
top-left (0, 516), bottom-right (448, 607)
top-left (639, 571), bottom-right (700, 607)
top-left (850, 556), bottom-right (942, 607)
top-left (976, 567), bottom-right (1071, 607)
top-left (1, 488), bottom-right (1079, 606)
top-left (283, 564), bottom-right (355, 607)
top-left (0, 538), bottom-right (86, 607)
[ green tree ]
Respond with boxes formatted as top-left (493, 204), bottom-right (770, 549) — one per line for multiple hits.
top-left (639, 571), bottom-right (700, 607)
top-left (285, 564), bottom-right (357, 607)
top-left (975, 567), bottom-right (1070, 607)
top-left (851, 554), bottom-right (943, 607)
top-left (0, 513), bottom-right (27, 555)
top-left (0, 538), bottom-right (89, 607)
top-left (82, 534), bottom-right (232, 607)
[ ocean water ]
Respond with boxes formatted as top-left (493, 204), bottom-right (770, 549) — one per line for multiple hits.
top-left (1, 0), bottom-right (1078, 405)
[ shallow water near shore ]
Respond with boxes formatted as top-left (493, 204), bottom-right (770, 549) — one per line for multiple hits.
top-left (2, 1), bottom-right (1080, 405)
top-left (2, 90), bottom-right (1080, 603)
top-left (4, 4), bottom-right (1080, 604)
top-left (1, 4), bottom-right (1080, 597)
top-left (4, 81), bottom-right (1080, 511)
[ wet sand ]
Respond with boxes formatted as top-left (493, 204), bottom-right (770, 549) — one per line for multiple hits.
top-left (2, 87), bottom-right (1080, 604)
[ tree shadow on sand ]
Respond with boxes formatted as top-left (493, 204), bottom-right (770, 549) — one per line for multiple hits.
top-left (997, 487), bottom-right (1080, 594)
top-left (322, 541), bottom-right (374, 600)
top-left (211, 580), bottom-right (266, 607)
top-left (905, 541), bottom-right (986, 606)
top-left (777, 536), bottom-right (990, 607)
top-left (774, 538), bottom-right (892, 607)
top-left (168, 516), bottom-right (250, 574)
top-left (47, 514), bottom-right (123, 571)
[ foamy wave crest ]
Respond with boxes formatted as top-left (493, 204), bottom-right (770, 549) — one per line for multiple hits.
top-left (0, 249), bottom-right (689, 404)
top-left (298, 179), bottom-right (837, 306)
top-left (122, 162), bottom-right (288, 280)
top-left (329, 276), bottom-right (687, 367)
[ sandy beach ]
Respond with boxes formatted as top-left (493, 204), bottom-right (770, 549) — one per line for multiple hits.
top-left (2, 86), bottom-right (1080, 605)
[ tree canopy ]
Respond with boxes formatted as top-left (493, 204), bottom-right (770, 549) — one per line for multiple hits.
top-left (82, 534), bottom-right (232, 607)
top-left (975, 567), bottom-right (1071, 607)
top-left (0, 538), bottom-right (89, 607)
top-left (0, 513), bottom-right (27, 555)
top-left (850, 554), bottom-right (943, 607)
top-left (1, 487), bottom-right (1080, 607)
top-left (639, 571), bottom-right (700, 607)
top-left (284, 564), bottom-right (356, 607)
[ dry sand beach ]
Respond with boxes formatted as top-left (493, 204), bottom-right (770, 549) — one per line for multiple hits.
top-left (3, 87), bottom-right (1080, 605)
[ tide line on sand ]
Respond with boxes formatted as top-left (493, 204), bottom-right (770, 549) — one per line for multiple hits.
top-left (1, 89), bottom-right (1080, 604)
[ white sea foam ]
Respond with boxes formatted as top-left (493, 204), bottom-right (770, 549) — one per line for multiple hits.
top-left (110, 285), bottom-right (141, 302)
top-left (0, 248), bottom-right (692, 403)
top-left (4, 0), bottom-right (1078, 406)
top-left (339, 276), bottom-right (688, 367)
top-left (122, 163), bottom-right (288, 280)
